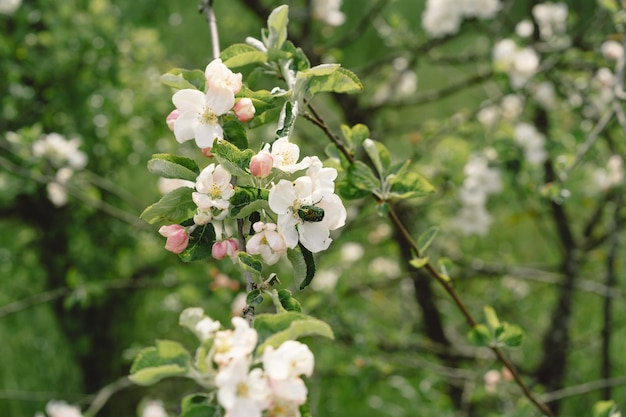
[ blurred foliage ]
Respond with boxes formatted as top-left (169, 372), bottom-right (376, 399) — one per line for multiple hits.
top-left (1, 0), bottom-right (626, 416)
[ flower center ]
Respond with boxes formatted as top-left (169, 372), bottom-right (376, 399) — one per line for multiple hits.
top-left (236, 382), bottom-right (250, 398)
top-left (200, 107), bottom-right (218, 125)
top-left (210, 184), bottom-right (222, 199)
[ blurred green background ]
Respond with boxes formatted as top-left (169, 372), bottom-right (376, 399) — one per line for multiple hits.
top-left (1, 0), bottom-right (624, 416)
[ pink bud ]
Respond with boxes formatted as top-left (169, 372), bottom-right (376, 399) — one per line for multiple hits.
top-left (234, 98), bottom-right (255, 122)
top-left (166, 109), bottom-right (180, 132)
top-left (201, 147), bottom-right (214, 158)
top-left (249, 151), bottom-right (274, 178)
top-left (158, 224), bottom-right (189, 254)
top-left (212, 238), bottom-right (239, 260)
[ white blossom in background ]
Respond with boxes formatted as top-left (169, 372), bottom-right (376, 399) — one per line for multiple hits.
top-left (33, 133), bottom-right (87, 170)
top-left (477, 104), bottom-right (500, 129)
top-left (532, 81), bottom-right (557, 109)
top-left (422, 0), bottom-right (500, 38)
top-left (157, 177), bottom-right (195, 195)
top-left (493, 39), bottom-right (540, 89)
top-left (532, 2), bottom-right (568, 42)
top-left (602, 40), bottom-right (624, 61)
top-left (594, 155), bottom-right (625, 191)
top-left (453, 153), bottom-right (502, 236)
top-left (515, 19), bottom-right (534, 38)
top-left (0, 0), bottom-right (21, 15)
top-left (500, 94), bottom-right (525, 121)
top-left (38, 400), bottom-right (83, 417)
top-left (513, 123), bottom-right (547, 165)
top-left (588, 67), bottom-right (615, 115)
top-left (312, 0), bottom-right (345, 26)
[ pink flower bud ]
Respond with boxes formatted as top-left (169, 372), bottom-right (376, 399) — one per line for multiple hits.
top-left (201, 147), bottom-right (214, 158)
top-left (212, 238), bottom-right (239, 260)
top-left (158, 224), bottom-right (189, 254)
top-left (234, 98), bottom-right (255, 122)
top-left (166, 109), bottom-right (180, 132)
top-left (249, 151), bottom-right (274, 178)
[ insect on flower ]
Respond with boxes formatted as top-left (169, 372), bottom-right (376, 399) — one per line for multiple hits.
top-left (297, 204), bottom-right (325, 222)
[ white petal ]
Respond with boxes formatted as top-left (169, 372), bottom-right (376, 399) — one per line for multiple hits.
top-left (206, 86), bottom-right (235, 115)
top-left (269, 180), bottom-right (297, 214)
top-left (173, 111), bottom-right (198, 143)
top-left (298, 222), bottom-right (331, 253)
top-left (195, 123), bottom-right (222, 148)
top-left (173, 89), bottom-right (205, 112)
top-left (318, 194), bottom-right (346, 230)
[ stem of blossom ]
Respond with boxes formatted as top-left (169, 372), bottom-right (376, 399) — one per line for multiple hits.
top-left (200, 0), bottom-right (221, 60)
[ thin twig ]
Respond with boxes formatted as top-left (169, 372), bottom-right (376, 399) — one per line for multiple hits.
top-left (200, 0), bottom-right (221, 60)
top-left (540, 376), bottom-right (626, 403)
top-left (83, 377), bottom-right (133, 417)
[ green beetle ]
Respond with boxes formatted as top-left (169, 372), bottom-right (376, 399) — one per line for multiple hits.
top-left (297, 205), bottom-right (325, 222)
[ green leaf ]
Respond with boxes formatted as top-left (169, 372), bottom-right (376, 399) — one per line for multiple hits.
top-left (417, 226), bottom-right (439, 254)
top-left (238, 86), bottom-right (281, 115)
top-left (376, 201), bottom-right (390, 217)
top-left (160, 68), bottom-right (206, 91)
top-left (276, 100), bottom-right (297, 138)
top-left (129, 340), bottom-right (191, 386)
top-left (296, 64), bottom-right (363, 95)
top-left (281, 40), bottom-right (310, 71)
top-left (348, 161), bottom-right (381, 192)
top-left (297, 242), bottom-right (316, 290)
top-left (140, 187), bottom-right (195, 225)
top-left (238, 252), bottom-right (263, 275)
top-left (467, 324), bottom-right (492, 347)
top-left (222, 116), bottom-right (248, 150)
top-left (212, 140), bottom-right (255, 178)
top-left (597, 0), bottom-right (619, 13)
top-left (484, 305), bottom-right (501, 330)
top-left (409, 257), bottom-right (429, 269)
top-left (179, 223), bottom-right (215, 263)
top-left (350, 124), bottom-right (370, 148)
top-left (254, 312), bottom-right (333, 354)
top-left (593, 400), bottom-right (620, 417)
top-left (265, 5), bottom-right (289, 50)
top-left (277, 289), bottom-right (302, 312)
top-left (498, 324), bottom-right (524, 348)
top-left (246, 289), bottom-right (264, 306)
top-left (179, 394), bottom-right (219, 417)
top-left (362, 139), bottom-right (391, 177)
top-left (147, 154), bottom-right (199, 182)
top-left (438, 257), bottom-right (453, 282)
top-left (220, 43), bottom-right (267, 69)
top-left (230, 186), bottom-right (270, 218)
top-left (388, 170), bottom-right (435, 199)
top-left (337, 179), bottom-right (371, 200)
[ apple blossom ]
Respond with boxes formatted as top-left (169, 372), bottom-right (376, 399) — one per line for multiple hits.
top-left (42, 400), bottom-right (83, 417)
top-left (267, 137), bottom-right (312, 173)
top-left (179, 307), bottom-right (221, 342)
top-left (312, 0), bottom-right (345, 26)
top-left (234, 98), bottom-right (255, 122)
top-left (0, 0), bottom-right (21, 15)
top-left (602, 40), bottom-right (624, 61)
top-left (212, 238), bottom-right (239, 260)
top-left (205, 58), bottom-right (242, 95)
top-left (268, 176), bottom-right (346, 253)
top-left (192, 163), bottom-right (234, 223)
top-left (171, 88), bottom-right (234, 148)
top-left (513, 123), bottom-right (547, 164)
top-left (141, 400), bottom-right (168, 417)
top-left (263, 340), bottom-right (314, 380)
top-left (216, 359), bottom-right (271, 417)
top-left (246, 222), bottom-right (288, 265)
top-left (32, 133), bottom-right (88, 170)
top-left (213, 317), bottom-right (258, 367)
top-left (249, 151), bottom-right (274, 178)
top-left (158, 224), bottom-right (190, 254)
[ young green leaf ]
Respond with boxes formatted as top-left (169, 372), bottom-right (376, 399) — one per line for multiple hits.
top-left (160, 68), bottom-right (206, 91)
top-left (179, 223), bottom-right (215, 263)
top-left (296, 64), bottom-right (363, 95)
top-left (222, 116), bottom-right (248, 150)
top-left (220, 43), bottom-right (267, 69)
top-left (212, 140), bottom-right (255, 178)
top-left (483, 305), bottom-right (501, 330)
top-left (179, 394), bottom-right (219, 417)
top-left (230, 186), bottom-right (270, 218)
top-left (409, 257), bottom-right (429, 269)
top-left (277, 289), bottom-right (303, 312)
top-left (129, 340), bottom-right (191, 386)
top-left (348, 161), bottom-right (382, 192)
top-left (497, 324), bottom-right (524, 348)
top-left (254, 312), bottom-right (334, 354)
top-left (417, 226), bottom-right (439, 254)
top-left (276, 100), bottom-right (297, 138)
top-left (467, 324), bottom-right (492, 347)
top-left (140, 187), bottom-right (196, 225)
top-left (238, 252), bottom-right (263, 275)
top-left (388, 170), bottom-right (436, 199)
top-left (362, 139), bottom-right (391, 177)
top-left (593, 400), bottom-right (621, 417)
top-left (350, 124), bottom-right (370, 148)
top-left (147, 154), bottom-right (199, 182)
top-left (265, 5), bottom-right (289, 50)
top-left (297, 242), bottom-right (316, 290)
top-left (246, 289), bottom-right (264, 306)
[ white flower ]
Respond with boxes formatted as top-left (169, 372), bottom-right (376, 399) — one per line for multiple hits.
top-left (602, 40), bottom-right (624, 61)
top-left (33, 133), bottom-right (87, 170)
top-left (246, 222), bottom-right (288, 265)
top-left (422, 0), bottom-right (462, 39)
top-left (192, 164), bottom-right (234, 223)
top-left (268, 176), bottom-right (346, 253)
top-left (0, 0), bottom-right (21, 15)
top-left (44, 400), bottom-right (83, 417)
top-left (267, 137), bottom-right (312, 173)
top-left (157, 177), bottom-right (195, 195)
top-left (171, 88), bottom-right (234, 148)
top-left (312, 0), bottom-right (345, 26)
top-left (532, 2), bottom-right (568, 40)
top-left (514, 123), bottom-right (547, 164)
top-left (179, 308), bottom-right (221, 342)
top-left (515, 19), bottom-right (534, 38)
top-left (213, 317), bottom-right (258, 367)
top-left (215, 358), bottom-right (271, 417)
top-left (263, 340), bottom-right (314, 380)
top-left (205, 59), bottom-right (242, 95)
top-left (141, 400), bottom-right (168, 417)
top-left (453, 204), bottom-right (493, 236)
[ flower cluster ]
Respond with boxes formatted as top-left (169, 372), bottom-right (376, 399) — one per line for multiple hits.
top-left (421, 0), bottom-right (501, 39)
top-left (453, 153), bottom-right (502, 236)
top-left (311, 0), bottom-right (345, 27)
top-left (180, 308), bottom-right (314, 417)
top-left (31, 132), bottom-right (88, 207)
top-left (513, 123), bottom-right (547, 165)
top-left (492, 39), bottom-right (540, 89)
top-left (35, 400), bottom-right (83, 417)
